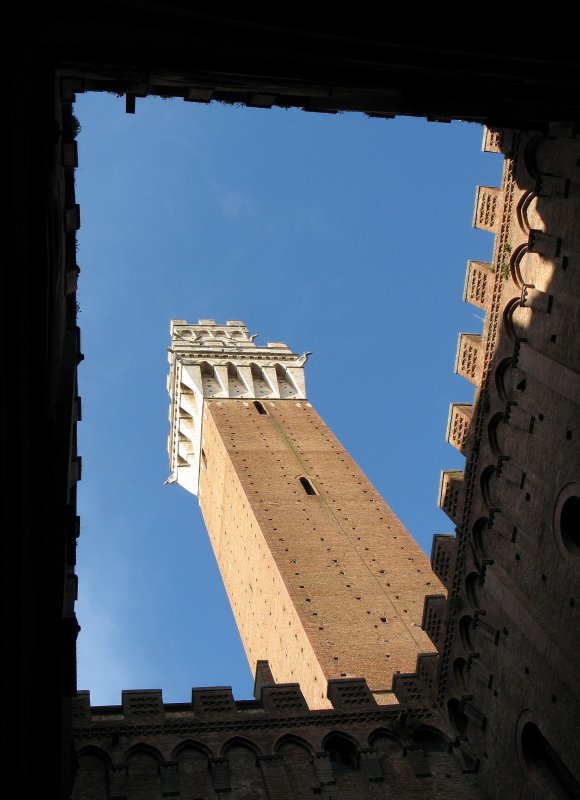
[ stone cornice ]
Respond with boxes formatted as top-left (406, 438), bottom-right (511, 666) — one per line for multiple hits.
top-left (72, 706), bottom-right (415, 741)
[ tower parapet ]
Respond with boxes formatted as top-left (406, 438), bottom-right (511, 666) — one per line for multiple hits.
top-left (166, 319), bottom-right (307, 495)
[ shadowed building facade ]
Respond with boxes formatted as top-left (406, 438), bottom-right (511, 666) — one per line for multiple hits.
top-left (165, 320), bottom-right (444, 709)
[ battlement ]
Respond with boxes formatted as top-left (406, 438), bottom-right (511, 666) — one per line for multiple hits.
top-left (72, 672), bottom-right (386, 726)
top-left (169, 318), bottom-right (296, 358)
top-left (72, 666), bottom-right (478, 798)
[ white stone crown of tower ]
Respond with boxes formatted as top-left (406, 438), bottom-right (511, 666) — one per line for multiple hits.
top-left (166, 319), bottom-right (308, 495)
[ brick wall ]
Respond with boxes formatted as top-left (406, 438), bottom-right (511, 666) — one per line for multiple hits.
top-left (199, 400), bottom-right (443, 708)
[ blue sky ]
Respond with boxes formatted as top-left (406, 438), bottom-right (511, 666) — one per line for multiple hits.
top-left (74, 94), bottom-right (502, 705)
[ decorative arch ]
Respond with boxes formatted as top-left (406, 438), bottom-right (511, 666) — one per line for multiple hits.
top-left (488, 412), bottom-right (507, 457)
top-left (553, 481), bottom-right (580, 561)
top-left (221, 735), bottom-right (262, 758)
top-left (124, 745), bottom-right (163, 796)
top-left (471, 517), bottom-right (490, 560)
top-left (275, 733), bottom-right (317, 796)
top-left (411, 725), bottom-right (450, 752)
top-left (172, 739), bottom-right (213, 761)
top-left (123, 743), bottom-right (164, 764)
top-left (173, 741), bottom-right (213, 798)
top-left (495, 357), bottom-right (516, 402)
top-left (322, 731), bottom-right (361, 770)
top-left (368, 727), bottom-right (403, 751)
top-left (465, 572), bottom-right (483, 609)
top-left (273, 733), bottom-right (314, 756)
top-left (503, 297), bottom-right (528, 342)
top-left (223, 738), bottom-right (268, 799)
top-left (516, 190), bottom-right (536, 234)
top-left (75, 745), bottom-right (112, 766)
top-left (480, 465), bottom-right (500, 509)
top-left (510, 243), bottom-right (529, 288)
top-left (452, 657), bottom-right (470, 692)
top-left (516, 710), bottom-right (580, 799)
top-left (458, 615), bottom-right (475, 650)
top-left (72, 747), bottom-right (111, 800)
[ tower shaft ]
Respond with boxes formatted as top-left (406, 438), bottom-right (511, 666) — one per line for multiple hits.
top-left (167, 320), bottom-right (444, 708)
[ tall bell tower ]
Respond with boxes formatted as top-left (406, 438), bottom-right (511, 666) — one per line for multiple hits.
top-left (167, 319), bottom-right (444, 708)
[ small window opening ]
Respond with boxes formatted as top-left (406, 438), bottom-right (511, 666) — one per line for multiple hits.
top-left (201, 449), bottom-right (207, 469)
top-left (253, 400), bottom-right (268, 415)
top-left (299, 476), bottom-right (317, 496)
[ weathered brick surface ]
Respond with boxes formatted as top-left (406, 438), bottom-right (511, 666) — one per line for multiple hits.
top-left (199, 399), bottom-right (443, 708)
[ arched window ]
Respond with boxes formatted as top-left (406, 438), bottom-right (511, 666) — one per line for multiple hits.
top-left (174, 743), bottom-right (213, 798)
top-left (560, 495), bottom-right (580, 556)
top-left (521, 722), bottom-right (580, 799)
top-left (324, 733), bottom-right (360, 771)
top-left (299, 476), bottom-right (317, 496)
top-left (553, 483), bottom-right (580, 561)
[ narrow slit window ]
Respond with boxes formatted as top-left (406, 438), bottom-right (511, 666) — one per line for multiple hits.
top-left (299, 476), bottom-right (317, 496)
top-left (254, 400), bottom-right (268, 415)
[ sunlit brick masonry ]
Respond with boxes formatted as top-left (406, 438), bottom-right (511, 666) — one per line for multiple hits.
top-left (165, 318), bottom-right (444, 710)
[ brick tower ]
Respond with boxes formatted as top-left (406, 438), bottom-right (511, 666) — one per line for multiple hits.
top-left (167, 319), bottom-right (444, 708)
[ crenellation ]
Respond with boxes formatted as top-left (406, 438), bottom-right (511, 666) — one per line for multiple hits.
top-left (446, 403), bottom-right (474, 454)
top-left (73, 676), bottom-right (483, 800)
top-left (430, 534), bottom-right (457, 590)
top-left (421, 596), bottom-right (448, 651)
top-left (473, 186), bottom-right (502, 233)
top-left (438, 471), bottom-right (464, 526)
top-left (192, 687), bottom-right (237, 717)
top-left (482, 127), bottom-right (514, 155)
top-left (463, 260), bottom-right (493, 310)
top-left (455, 334), bottom-right (483, 387)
